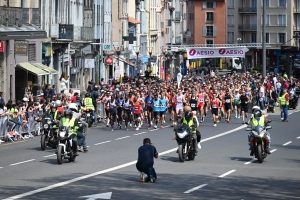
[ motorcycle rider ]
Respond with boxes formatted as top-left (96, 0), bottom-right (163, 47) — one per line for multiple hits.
top-left (46, 103), bottom-right (62, 121)
top-left (59, 109), bottom-right (80, 156)
top-left (178, 110), bottom-right (202, 150)
top-left (83, 93), bottom-right (97, 127)
top-left (248, 108), bottom-right (271, 156)
top-left (68, 103), bottom-right (88, 152)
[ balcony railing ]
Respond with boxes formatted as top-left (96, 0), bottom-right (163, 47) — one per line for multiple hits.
top-left (0, 6), bottom-right (40, 26)
top-left (81, 27), bottom-right (94, 41)
top-left (294, 7), bottom-right (300, 13)
top-left (238, 24), bottom-right (257, 31)
top-left (238, 7), bottom-right (257, 13)
top-left (293, 26), bottom-right (300, 31)
top-left (206, 19), bottom-right (214, 24)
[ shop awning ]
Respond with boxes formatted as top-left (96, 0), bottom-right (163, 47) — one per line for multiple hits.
top-left (128, 17), bottom-right (141, 24)
top-left (17, 62), bottom-right (49, 76)
top-left (113, 55), bottom-right (137, 68)
top-left (31, 63), bottom-right (59, 74)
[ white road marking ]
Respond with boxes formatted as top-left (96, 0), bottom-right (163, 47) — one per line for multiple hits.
top-left (134, 132), bottom-right (146, 136)
top-left (270, 149), bottom-right (277, 153)
top-left (149, 129), bottom-right (157, 131)
top-left (164, 125), bottom-right (170, 128)
top-left (43, 154), bottom-right (55, 158)
top-left (244, 159), bottom-right (255, 165)
top-left (297, 136), bottom-right (300, 139)
top-left (115, 136), bottom-right (130, 140)
top-left (183, 184), bottom-right (208, 194)
top-left (218, 170), bottom-right (236, 178)
top-left (86, 146), bottom-right (90, 148)
top-left (9, 159), bottom-right (35, 166)
top-left (94, 141), bottom-right (111, 146)
top-left (0, 167), bottom-right (3, 169)
top-left (3, 124), bottom-right (248, 200)
top-left (283, 141), bottom-right (292, 146)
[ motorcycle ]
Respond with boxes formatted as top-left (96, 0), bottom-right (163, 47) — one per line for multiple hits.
top-left (288, 87), bottom-right (300, 109)
top-left (40, 115), bottom-right (59, 150)
top-left (246, 124), bottom-right (272, 163)
top-left (82, 109), bottom-right (94, 127)
top-left (173, 123), bottom-right (197, 162)
top-left (57, 126), bottom-right (77, 164)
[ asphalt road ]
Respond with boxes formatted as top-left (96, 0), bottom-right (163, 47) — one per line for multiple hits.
top-left (0, 107), bottom-right (300, 200)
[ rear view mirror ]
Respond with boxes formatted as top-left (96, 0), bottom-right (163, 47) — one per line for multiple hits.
top-left (246, 128), bottom-right (251, 131)
top-left (266, 126), bottom-right (272, 130)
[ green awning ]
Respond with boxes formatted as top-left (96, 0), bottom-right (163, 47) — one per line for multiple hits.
top-left (31, 63), bottom-right (58, 74)
top-left (17, 62), bottom-right (49, 76)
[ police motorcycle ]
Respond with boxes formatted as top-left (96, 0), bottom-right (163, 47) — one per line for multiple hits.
top-left (288, 87), bottom-right (300, 109)
top-left (246, 119), bottom-right (272, 163)
top-left (40, 114), bottom-right (60, 150)
top-left (57, 126), bottom-right (77, 164)
top-left (173, 123), bottom-right (197, 162)
top-left (82, 93), bottom-right (94, 127)
top-left (69, 103), bottom-right (87, 134)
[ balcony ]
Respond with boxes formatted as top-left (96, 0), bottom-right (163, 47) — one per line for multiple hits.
top-left (238, 7), bottom-right (257, 13)
top-left (293, 26), bottom-right (300, 31)
top-left (81, 27), bottom-right (94, 41)
top-left (174, 11), bottom-right (181, 22)
top-left (294, 7), bottom-right (300, 13)
top-left (0, 6), bottom-right (41, 26)
top-left (206, 18), bottom-right (214, 24)
top-left (58, 24), bottom-right (74, 40)
top-left (175, 36), bottom-right (182, 44)
top-left (238, 24), bottom-right (257, 31)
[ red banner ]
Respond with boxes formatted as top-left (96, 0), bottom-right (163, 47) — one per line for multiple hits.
top-left (0, 41), bottom-right (5, 53)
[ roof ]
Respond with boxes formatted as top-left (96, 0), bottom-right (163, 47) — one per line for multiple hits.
top-left (128, 17), bottom-right (141, 24)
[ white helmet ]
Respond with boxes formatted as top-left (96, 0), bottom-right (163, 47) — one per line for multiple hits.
top-left (252, 105), bottom-right (260, 113)
top-left (68, 103), bottom-right (78, 112)
top-left (55, 100), bottom-right (62, 107)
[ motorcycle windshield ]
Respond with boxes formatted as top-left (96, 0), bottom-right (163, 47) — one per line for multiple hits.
top-left (252, 126), bottom-right (264, 133)
top-left (43, 114), bottom-right (54, 122)
top-left (177, 123), bottom-right (189, 133)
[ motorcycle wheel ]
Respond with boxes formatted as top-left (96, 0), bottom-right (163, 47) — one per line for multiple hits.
top-left (88, 118), bottom-right (93, 128)
top-left (188, 154), bottom-right (195, 161)
top-left (57, 146), bottom-right (64, 165)
top-left (257, 144), bottom-right (263, 163)
top-left (178, 144), bottom-right (185, 162)
top-left (41, 134), bottom-right (47, 151)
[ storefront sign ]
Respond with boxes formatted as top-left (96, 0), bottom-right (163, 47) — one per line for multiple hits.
top-left (186, 47), bottom-right (249, 59)
top-left (15, 41), bottom-right (28, 55)
top-left (105, 57), bottom-right (113, 65)
top-left (0, 41), bottom-right (5, 53)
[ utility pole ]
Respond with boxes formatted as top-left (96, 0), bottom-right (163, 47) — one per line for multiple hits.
top-left (262, 0), bottom-right (266, 77)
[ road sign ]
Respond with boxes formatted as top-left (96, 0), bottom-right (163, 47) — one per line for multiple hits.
top-left (103, 44), bottom-right (111, 50)
top-left (79, 192), bottom-right (112, 200)
top-left (142, 56), bottom-right (149, 63)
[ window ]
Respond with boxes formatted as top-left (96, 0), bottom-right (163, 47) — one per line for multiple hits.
top-left (228, 32), bottom-right (234, 43)
top-left (189, 0), bottom-right (194, 7)
top-left (227, 0), bottom-right (234, 8)
top-left (278, 0), bottom-right (286, 7)
top-left (261, 0), bottom-right (270, 7)
top-left (262, 32), bottom-right (270, 43)
top-left (206, 12), bottom-right (214, 23)
top-left (206, 40), bottom-right (213, 47)
top-left (261, 14), bottom-right (270, 26)
top-left (227, 15), bottom-right (234, 26)
top-left (278, 33), bottom-right (286, 43)
top-left (28, 44), bottom-right (36, 62)
top-left (207, 26), bottom-right (213, 36)
top-left (189, 13), bottom-right (194, 21)
top-left (251, 32), bottom-right (257, 43)
top-left (278, 14), bottom-right (286, 26)
top-left (203, 1), bottom-right (216, 9)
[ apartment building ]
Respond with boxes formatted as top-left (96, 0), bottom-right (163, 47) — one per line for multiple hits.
top-left (187, 0), bottom-right (226, 45)
top-left (227, 0), bottom-right (299, 68)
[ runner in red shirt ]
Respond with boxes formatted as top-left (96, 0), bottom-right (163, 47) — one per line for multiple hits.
top-left (210, 93), bottom-right (220, 127)
top-left (133, 97), bottom-right (142, 131)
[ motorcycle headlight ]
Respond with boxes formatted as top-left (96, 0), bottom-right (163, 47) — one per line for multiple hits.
top-left (177, 131), bottom-right (188, 139)
top-left (47, 120), bottom-right (51, 125)
top-left (43, 124), bottom-right (49, 129)
top-left (59, 132), bottom-right (65, 138)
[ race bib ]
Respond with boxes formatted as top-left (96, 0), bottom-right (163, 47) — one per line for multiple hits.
top-left (191, 103), bottom-right (196, 108)
top-left (225, 99), bottom-right (231, 103)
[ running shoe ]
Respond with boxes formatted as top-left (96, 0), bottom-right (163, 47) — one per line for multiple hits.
top-left (140, 172), bottom-right (145, 182)
top-left (148, 124), bottom-right (151, 129)
top-left (200, 119), bottom-right (203, 123)
top-left (160, 125), bottom-right (164, 128)
top-left (213, 124), bottom-right (217, 127)
top-left (110, 127), bottom-right (114, 131)
top-left (125, 127), bottom-right (129, 131)
top-left (154, 125), bottom-right (157, 129)
top-left (135, 127), bottom-right (139, 131)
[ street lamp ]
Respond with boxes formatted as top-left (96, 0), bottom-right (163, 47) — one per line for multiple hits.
top-left (113, 44), bottom-right (123, 66)
top-left (132, 46), bottom-right (141, 76)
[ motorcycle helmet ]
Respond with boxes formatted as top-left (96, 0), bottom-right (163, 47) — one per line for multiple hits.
top-left (50, 103), bottom-right (58, 109)
top-left (85, 93), bottom-right (91, 97)
top-left (184, 110), bottom-right (193, 120)
top-left (254, 109), bottom-right (262, 120)
top-left (55, 100), bottom-right (62, 107)
top-left (252, 105), bottom-right (260, 113)
top-left (75, 102), bottom-right (81, 110)
top-left (68, 103), bottom-right (78, 112)
top-left (64, 109), bottom-right (73, 118)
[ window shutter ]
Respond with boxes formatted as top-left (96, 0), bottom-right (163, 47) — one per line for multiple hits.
top-left (28, 44), bottom-right (36, 62)
top-left (213, 2), bottom-right (216, 8)
top-left (203, 2), bottom-right (207, 9)
top-left (202, 26), bottom-right (207, 36)
top-left (213, 26), bottom-right (217, 37)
